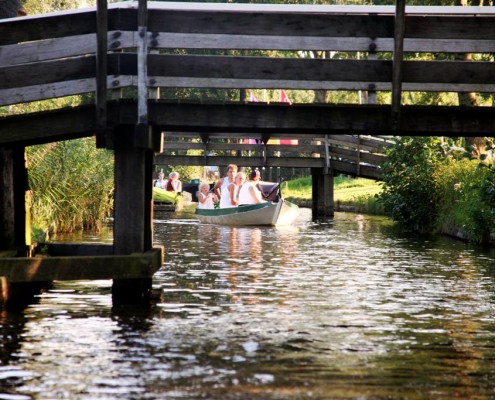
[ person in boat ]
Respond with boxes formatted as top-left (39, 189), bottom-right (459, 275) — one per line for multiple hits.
top-left (213, 164), bottom-right (238, 203)
top-left (238, 170), bottom-right (267, 205)
top-left (166, 171), bottom-right (182, 193)
top-left (197, 181), bottom-right (217, 209)
top-left (229, 171), bottom-right (246, 207)
top-left (220, 171), bottom-right (245, 208)
top-left (154, 171), bottom-right (167, 189)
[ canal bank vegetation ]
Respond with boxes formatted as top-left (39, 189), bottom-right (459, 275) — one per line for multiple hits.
top-left (28, 138), bottom-right (114, 239)
top-left (284, 176), bottom-right (385, 215)
top-left (379, 136), bottom-right (495, 245)
top-left (285, 136), bottom-right (495, 246)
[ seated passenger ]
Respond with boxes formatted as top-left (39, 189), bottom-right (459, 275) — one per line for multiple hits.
top-left (154, 171), bottom-right (167, 189)
top-left (197, 181), bottom-right (217, 209)
top-left (166, 171), bottom-right (182, 193)
top-left (238, 170), bottom-right (267, 205)
top-left (214, 164), bottom-right (238, 201)
top-left (220, 171), bottom-right (245, 208)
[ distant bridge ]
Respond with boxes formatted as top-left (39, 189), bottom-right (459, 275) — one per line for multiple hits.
top-left (158, 134), bottom-right (394, 180)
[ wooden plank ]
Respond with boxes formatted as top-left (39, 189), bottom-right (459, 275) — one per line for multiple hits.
top-left (331, 159), bottom-right (382, 180)
top-left (0, 56), bottom-right (97, 90)
top-left (329, 147), bottom-right (387, 165)
top-left (0, 32), bottom-right (133, 67)
top-left (147, 54), bottom-right (392, 83)
top-left (391, 0), bottom-right (406, 130)
top-left (1, 4), bottom-right (493, 46)
top-left (0, 76), bottom-right (134, 107)
top-left (153, 154), bottom-right (326, 169)
top-left (0, 9), bottom-right (97, 46)
top-left (148, 9), bottom-right (393, 37)
top-left (44, 243), bottom-right (114, 257)
top-left (406, 15), bottom-right (495, 40)
top-left (0, 248), bottom-right (163, 283)
top-left (146, 102), bottom-right (394, 134)
top-left (1, 52), bottom-right (492, 104)
top-left (96, 0), bottom-right (109, 148)
top-left (150, 33), bottom-right (495, 53)
top-left (2, 101), bottom-right (494, 147)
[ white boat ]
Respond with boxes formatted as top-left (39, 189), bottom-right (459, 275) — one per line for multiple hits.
top-left (195, 199), bottom-right (299, 226)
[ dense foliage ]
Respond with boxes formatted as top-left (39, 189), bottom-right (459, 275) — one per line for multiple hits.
top-left (379, 137), bottom-right (445, 231)
top-left (380, 137), bottom-right (495, 243)
top-left (27, 138), bottom-right (114, 234)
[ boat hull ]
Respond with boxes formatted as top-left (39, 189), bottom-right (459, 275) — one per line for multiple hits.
top-left (153, 187), bottom-right (179, 204)
top-left (195, 200), bottom-right (299, 226)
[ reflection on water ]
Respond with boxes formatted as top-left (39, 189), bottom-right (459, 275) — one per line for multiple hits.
top-left (2, 210), bottom-right (495, 399)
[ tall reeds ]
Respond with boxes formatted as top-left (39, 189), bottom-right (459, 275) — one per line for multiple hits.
top-left (27, 137), bottom-right (114, 235)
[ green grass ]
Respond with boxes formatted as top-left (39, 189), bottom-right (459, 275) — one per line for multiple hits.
top-left (283, 176), bottom-right (386, 215)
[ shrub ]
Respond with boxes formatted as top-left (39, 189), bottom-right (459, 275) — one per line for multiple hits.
top-left (379, 137), bottom-right (445, 232)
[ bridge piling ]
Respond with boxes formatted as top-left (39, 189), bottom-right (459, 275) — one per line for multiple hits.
top-left (311, 168), bottom-right (334, 218)
top-left (112, 124), bottom-right (155, 305)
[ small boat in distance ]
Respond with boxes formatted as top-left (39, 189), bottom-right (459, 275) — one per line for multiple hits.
top-left (195, 180), bottom-right (299, 226)
top-left (153, 187), bottom-right (180, 204)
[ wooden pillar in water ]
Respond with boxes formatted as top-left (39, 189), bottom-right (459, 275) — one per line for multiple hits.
top-left (111, 0), bottom-right (155, 305)
top-left (112, 126), bottom-right (154, 304)
top-left (0, 145), bottom-right (39, 307)
top-left (0, 145), bottom-right (30, 255)
top-left (311, 167), bottom-right (334, 219)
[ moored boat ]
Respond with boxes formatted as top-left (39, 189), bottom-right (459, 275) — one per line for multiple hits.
top-left (153, 187), bottom-right (180, 204)
top-left (195, 199), bottom-right (299, 226)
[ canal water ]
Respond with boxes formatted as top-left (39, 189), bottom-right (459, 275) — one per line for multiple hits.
top-left (2, 209), bottom-right (495, 399)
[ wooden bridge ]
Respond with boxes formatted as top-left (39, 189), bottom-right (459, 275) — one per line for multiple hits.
top-left (0, 1), bottom-right (494, 306)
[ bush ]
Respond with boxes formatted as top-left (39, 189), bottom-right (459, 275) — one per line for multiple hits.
top-left (435, 159), bottom-right (495, 243)
top-left (379, 137), bottom-right (445, 232)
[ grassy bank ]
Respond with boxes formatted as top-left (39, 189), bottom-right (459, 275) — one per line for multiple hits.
top-left (283, 176), bottom-right (385, 214)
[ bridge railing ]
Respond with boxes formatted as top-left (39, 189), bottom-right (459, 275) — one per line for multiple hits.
top-left (1, 3), bottom-right (494, 107)
top-left (156, 133), bottom-right (394, 179)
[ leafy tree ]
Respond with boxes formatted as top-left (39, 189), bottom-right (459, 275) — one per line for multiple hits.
top-left (379, 136), bottom-right (445, 232)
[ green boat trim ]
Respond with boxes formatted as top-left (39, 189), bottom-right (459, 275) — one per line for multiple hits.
top-left (195, 202), bottom-right (270, 217)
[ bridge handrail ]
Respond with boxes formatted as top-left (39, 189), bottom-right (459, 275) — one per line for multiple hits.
top-left (159, 132), bottom-right (392, 179)
top-left (1, 3), bottom-right (494, 107)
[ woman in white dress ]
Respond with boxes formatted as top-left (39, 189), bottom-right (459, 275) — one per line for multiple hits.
top-left (215, 165), bottom-right (238, 208)
top-left (238, 170), bottom-right (266, 205)
top-left (230, 171), bottom-right (246, 206)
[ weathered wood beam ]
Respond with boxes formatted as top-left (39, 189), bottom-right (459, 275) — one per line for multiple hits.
top-left (0, 247), bottom-right (163, 283)
top-left (2, 52), bottom-right (494, 106)
top-left (1, 102), bottom-right (494, 147)
top-left (96, 0), bottom-right (108, 148)
top-left (391, 0), bottom-right (406, 130)
top-left (154, 154), bottom-right (326, 169)
top-left (0, 105), bottom-right (97, 145)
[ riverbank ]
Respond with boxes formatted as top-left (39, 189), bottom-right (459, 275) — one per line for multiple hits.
top-left (284, 176), bottom-right (385, 215)
top-left (284, 176), bottom-right (495, 247)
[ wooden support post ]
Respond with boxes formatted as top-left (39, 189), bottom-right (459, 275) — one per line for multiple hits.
top-left (112, 126), bottom-right (154, 305)
top-left (112, 0), bottom-right (156, 306)
top-left (0, 146), bottom-right (15, 251)
top-left (0, 146), bottom-right (30, 255)
top-left (391, 0), bottom-right (406, 130)
top-left (96, 0), bottom-right (108, 148)
top-left (311, 167), bottom-right (334, 219)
